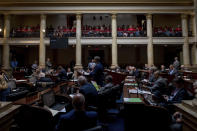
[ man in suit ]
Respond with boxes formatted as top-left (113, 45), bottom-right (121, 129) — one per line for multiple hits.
top-left (98, 75), bottom-right (114, 96)
top-left (57, 66), bottom-right (68, 81)
top-left (173, 57), bottom-right (180, 70)
top-left (148, 67), bottom-right (156, 83)
top-left (78, 76), bottom-right (98, 107)
top-left (56, 93), bottom-right (98, 131)
top-left (130, 66), bottom-right (140, 78)
top-left (90, 56), bottom-right (104, 86)
top-left (168, 65), bottom-right (179, 76)
top-left (148, 71), bottom-right (167, 94)
top-left (46, 58), bottom-right (52, 71)
top-left (163, 77), bottom-right (188, 104)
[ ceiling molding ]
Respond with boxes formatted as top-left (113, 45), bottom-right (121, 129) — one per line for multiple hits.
top-left (0, 1), bottom-right (193, 6)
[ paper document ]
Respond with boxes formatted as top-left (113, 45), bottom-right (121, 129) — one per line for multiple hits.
top-left (124, 98), bottom-right (142, 103)
top-left (129, 89), bottom-right (152, 95)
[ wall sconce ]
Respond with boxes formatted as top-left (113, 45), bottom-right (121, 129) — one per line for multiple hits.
top-left (42, 29), bottom-right (45, 32)
top-left (0, 28), bottom-right (2, 32)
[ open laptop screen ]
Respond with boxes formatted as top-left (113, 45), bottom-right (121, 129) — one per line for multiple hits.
top-left (42, 91), bottom-right (55, 107)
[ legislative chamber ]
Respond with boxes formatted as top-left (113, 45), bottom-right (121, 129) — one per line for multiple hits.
top-left (0, 0), bottom-right (197, 131)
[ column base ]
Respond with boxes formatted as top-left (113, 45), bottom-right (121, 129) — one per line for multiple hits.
top-left (74, 64), bottom-right (83, 70)
top-left (39, 64), bottom-right (45, 69)
top-left (1, 66), bottom-right (11, 71)
top-left (192, 64), bottom-right (197, 67)
top-left (110, 64), bottom-right (118, 70)
top-left (184, 64), bottom-right (191, 68)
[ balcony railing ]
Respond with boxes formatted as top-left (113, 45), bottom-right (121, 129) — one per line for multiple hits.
top-left (0, 37), bottom-right (194, 46)
top-left (1, 30), bottom-right (192, 38)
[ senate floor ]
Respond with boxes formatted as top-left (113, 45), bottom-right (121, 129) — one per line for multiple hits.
top-left (0, 0), bottom-right (197, 131)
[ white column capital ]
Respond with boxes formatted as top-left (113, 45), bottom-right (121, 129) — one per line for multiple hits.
top-left (40, 14), bottom-right (46, 20)
top-left (76, 14), bottom-right (82, 20)
top-left (111, 13), bottom-right (117, 19)
top-left (181, 14), bottom-right (188, 19)
top-left (4, 14), bottom-right (10, 20)
top-left (146, 14), bottom-right (152, 20)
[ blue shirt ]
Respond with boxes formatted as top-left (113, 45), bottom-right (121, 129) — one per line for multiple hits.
top-left (11, 61), bottom-right (18, 68)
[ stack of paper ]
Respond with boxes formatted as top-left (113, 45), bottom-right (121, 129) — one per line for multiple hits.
top-left (124, 98), bottom-right (142, 103)
top-left (129, 89), bottom-right (152, 95)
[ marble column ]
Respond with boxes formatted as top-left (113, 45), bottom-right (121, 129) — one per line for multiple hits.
top-left (39, 14), bottom-right (46, 68)
top-left (111, 13), bottom-right (118, 69)
top-left (146, 14), bottom-right (154, 67)
top-left (74, 14), bottom-right (82, 70)
top-left (2, 15), bottom-right (10, 70)
top-left (182, 14), bottom-right (190, 67)
top-left (191, 14), bottom-right (197, 66)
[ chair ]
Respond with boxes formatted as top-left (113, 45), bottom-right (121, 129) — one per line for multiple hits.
top-left (13, 105), bottom-right (53, 131)
top-left (57, 111), bottom-right (98, 131)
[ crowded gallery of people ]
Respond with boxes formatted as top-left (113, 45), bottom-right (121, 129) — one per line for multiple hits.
top-left (0, 0), bottom-right (197, 131)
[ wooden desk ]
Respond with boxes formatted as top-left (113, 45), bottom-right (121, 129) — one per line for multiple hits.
top-left (104, 70), bottom-right (127, 85)
top-left (0, 102), bottom-right (21, 131)
top-left (139, 70), bottom-right (196, 95)
top-left (13, 82), bottom-right (65, 105)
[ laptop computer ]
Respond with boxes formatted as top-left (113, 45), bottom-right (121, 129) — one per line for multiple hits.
top-left (42, 91), bottom-right (66, 112)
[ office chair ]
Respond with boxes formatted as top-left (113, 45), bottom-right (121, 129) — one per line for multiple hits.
top-left (12, 105), bottom-right (53, 131)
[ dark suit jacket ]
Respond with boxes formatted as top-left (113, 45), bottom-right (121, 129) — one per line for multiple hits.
top-left (90, 62), bottom-right (104, 86)
top-left (130, 69), bottom-right (140, 78)
top-left (57, 110), bottom-right (98, 131)
top-left (58, 69), bottom-right (68, 80)
top-left (173, 60), bottom-right (180, 70)
top-left (149, 74), bottom-right (156, 83)
top-left (80, 83), bottom-right (98, 107)
top-left (168, 69), bottom-right (179, 76)
top-left (168, 88), bottom-right (188, 103)
top-left (149, 77), bottom-right (167, 94)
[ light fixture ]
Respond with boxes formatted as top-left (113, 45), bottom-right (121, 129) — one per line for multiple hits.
top-left (42, 29), bottom-right (45, 32)
top-left (0, 28), bottom-right (2, 32)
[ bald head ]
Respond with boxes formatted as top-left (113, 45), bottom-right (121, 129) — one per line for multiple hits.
top-left (78, 76), bottom-right (87, 86)
top-left (72, 93), bottom-right (85, 111)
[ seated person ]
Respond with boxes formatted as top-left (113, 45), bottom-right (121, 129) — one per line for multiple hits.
top-left (148, 71), bottom-right (167, 94)
top-left (37, 71), bottom-right (53, 82)
top-left (31, 60), bottom-right (38, 72)
top-left (98, 75), bottom-right (114, 95)
top-left (148, 68), bottom-right (156, 83)
top-left (168, 65), bottom-right (179, 76)
top-left (78, 76), bottom-right (98, 107)
top-left (67, 68), bottom-right (73, 79)
top-left (57, 66), bottom-right (68, 81)
top-left (144, 64), bottom-right (149, 70)
top-left (67, 68), bottom-right (73, 80)
top-left (56, 93), bottom-right (98, 131)
top-left (130, 66), bottom-right (140, 78)
top-left (160, 65), bottom-right (167, 73)
top-left (163, 77), bottom-right (189, 104)
top-left (0, 73), bottom-right (10, 101)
